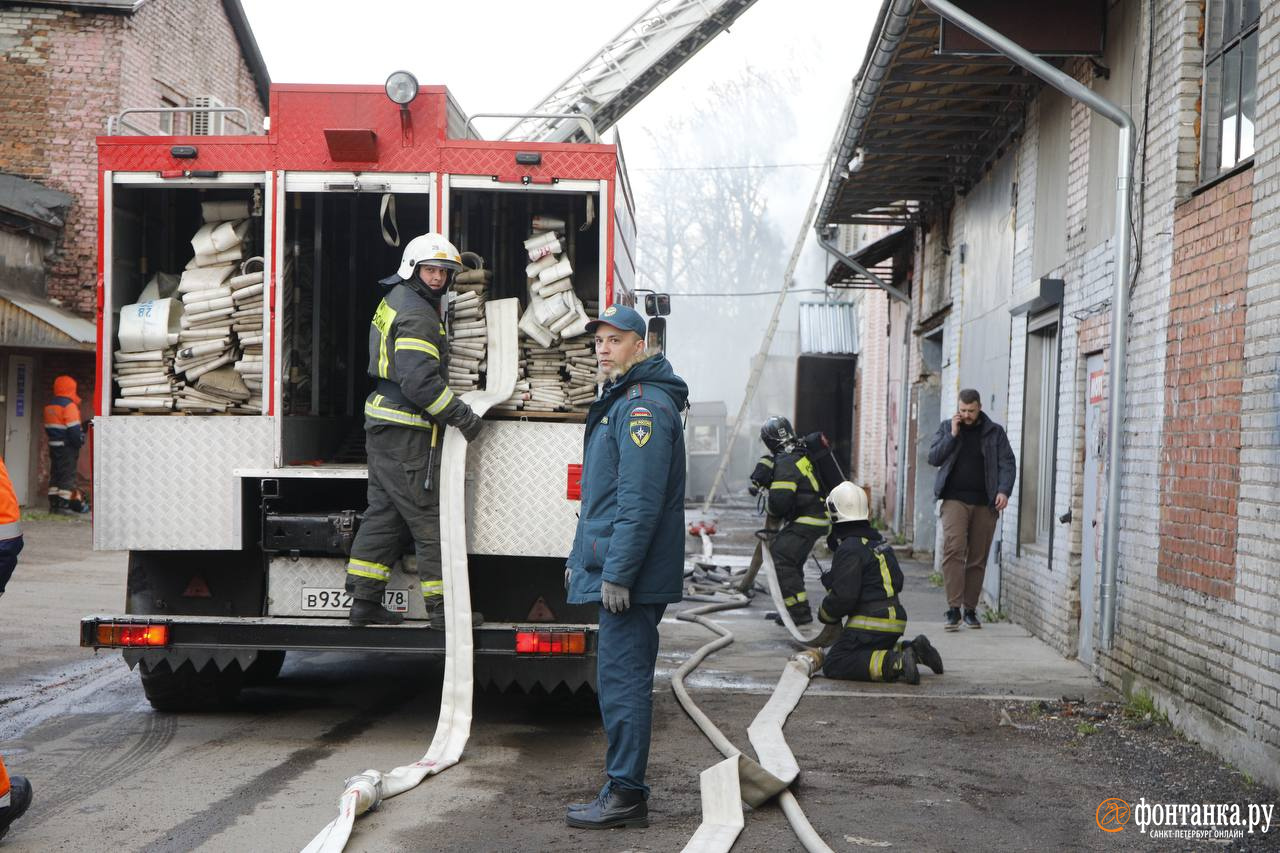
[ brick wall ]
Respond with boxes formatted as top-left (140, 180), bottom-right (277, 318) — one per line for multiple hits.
top-left (1157, 170), bottom-right (1251, 598)
top-left (0, 0), bottom-right (265, 316)
top-left (856, 289), bottom-right (889, 518)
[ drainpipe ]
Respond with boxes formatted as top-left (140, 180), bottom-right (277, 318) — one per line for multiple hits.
top-left (921, 0), bottom-right (1134, 650)
top-left (815, 231), bottom-right (913, 533)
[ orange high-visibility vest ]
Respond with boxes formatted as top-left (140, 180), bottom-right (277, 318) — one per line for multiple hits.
top-left (0, 456), bottom-right (18, 541)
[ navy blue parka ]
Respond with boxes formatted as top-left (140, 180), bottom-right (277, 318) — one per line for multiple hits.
top-left (567, 354), bottom-right (689, 605)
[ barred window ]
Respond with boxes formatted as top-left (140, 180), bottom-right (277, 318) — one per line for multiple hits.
top-left (1200, 0), bottom-right (1259, 182)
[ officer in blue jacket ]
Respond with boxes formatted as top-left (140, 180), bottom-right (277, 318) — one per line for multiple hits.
top-left (564, 304), bottom-right (688, 831)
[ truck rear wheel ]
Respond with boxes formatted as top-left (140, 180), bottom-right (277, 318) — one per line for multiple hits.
top-left (139, 660), bottom-right (243, 711)
top-left (243, 650), bottom-right (287, 686)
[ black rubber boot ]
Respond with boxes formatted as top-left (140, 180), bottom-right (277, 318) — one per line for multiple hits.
top-left (787, 604), bottom-right (814, 626)
top-left (896, 645), bottom-right (920, 685)
top-left (911, 634), bottom-right (944, 674)
top-left (565, 784), bottom-right (648, 829)
top-left (348, 599), bottom-right (405, 626)
top-left (425, 605), bottom-right (484, 630)
top-left (0, 774), bottom-right (32, 841)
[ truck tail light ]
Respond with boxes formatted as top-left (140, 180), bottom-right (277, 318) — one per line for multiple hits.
top-left (515, 630), bottom-right (586, 655)
top-left (96, 623), bottom-right (170, 647)
top-left (567, 464), bottom-right (582, 500)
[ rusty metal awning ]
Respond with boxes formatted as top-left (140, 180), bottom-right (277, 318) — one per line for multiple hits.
top-left (826, 227), bottom-right (914, 290)
top-left (0, 291), bottom-right (96, 352)
top-left (817, 0), bottom-right (1089, 228)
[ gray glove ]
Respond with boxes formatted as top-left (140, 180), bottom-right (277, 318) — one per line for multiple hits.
top-left (457, 409), bottom-right (483, 442)
top-left (564, 566), bottom-right (572, 590)
top-left (600, 581), bottom-right (630, 613)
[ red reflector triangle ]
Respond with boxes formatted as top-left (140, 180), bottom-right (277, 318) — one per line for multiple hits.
top-left (526, 596), bottom-right (556, 622)
top-left (183, 575), bottom-right (212, 598)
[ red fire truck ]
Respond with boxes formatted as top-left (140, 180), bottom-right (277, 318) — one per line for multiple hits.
top-left (79, 80), bottom-right (643, 709)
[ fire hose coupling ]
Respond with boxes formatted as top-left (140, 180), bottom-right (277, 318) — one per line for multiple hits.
top-left (791, 648), bottom-right (824, 677)
top-left (343, 772), bottom-right (384, 814)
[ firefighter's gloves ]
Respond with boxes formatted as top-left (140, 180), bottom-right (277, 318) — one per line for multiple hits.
top-left (817, 606), bottom-right (841, 625)
top-left (600, 581), bottom-right (631, 613)
top-left (457, 410), bottom-right (484, 442)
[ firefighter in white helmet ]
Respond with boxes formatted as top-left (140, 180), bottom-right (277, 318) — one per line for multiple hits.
top-left (813, 481), bottom-right (944, 684)
top-left (345, 232), bottom-right (484, 627)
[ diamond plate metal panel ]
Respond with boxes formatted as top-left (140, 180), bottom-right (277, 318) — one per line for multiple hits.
top-left (99, 139), bottom-right (273, 173)
top-left (93, 417), bottom-right (275, 551)
top-left (267, 556), bottom-right (430, 619)
top-left (441, 145), bottom-right (615, 179)
top-left (466, 421), bottom-right (584, 557)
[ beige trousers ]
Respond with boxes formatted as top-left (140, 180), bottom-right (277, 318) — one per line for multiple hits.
top-left (939, 499), bottom-right (998, 609)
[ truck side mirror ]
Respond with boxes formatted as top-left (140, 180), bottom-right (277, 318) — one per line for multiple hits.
top-left (646, 317), bottom-right (667, 353)
top-left (644, 293), bottom-right (671, 316)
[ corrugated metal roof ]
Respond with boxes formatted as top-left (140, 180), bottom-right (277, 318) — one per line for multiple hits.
top-left (0, 292), bottom-right (95, 351)
top-left (800, 302), bottom-right (858, 355)
top-left (18, 0), bottom-right (147, 10)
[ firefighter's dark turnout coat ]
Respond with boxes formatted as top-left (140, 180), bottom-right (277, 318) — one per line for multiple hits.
top-left (819, 520), bottom-right (911, 682)
top-left (765, 449), bottom-right (830, 615)
top-left (345, 277), bottom-right (476, 606)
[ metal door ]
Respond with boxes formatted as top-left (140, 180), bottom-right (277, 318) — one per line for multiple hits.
top-left (4, 356), bottom-right (34, 504)
top-left (1079, 354), bottom-right (1106, 665)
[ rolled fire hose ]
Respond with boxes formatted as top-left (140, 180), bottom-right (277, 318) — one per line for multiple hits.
top-left (301, 298), bottom-right (520, 853)
top-left (675, 542), bottom-right (834, 852)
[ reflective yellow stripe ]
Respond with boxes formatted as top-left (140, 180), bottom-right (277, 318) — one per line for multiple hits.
top-left (372, 299), bottom-right (397, 379)
top-left (365, 398), bottom-right (432, 429)
top-left (783, 594), bottom-right (797, 606)
top-left (347, 557), bottom-right (391, 581)
top-left (783, 591), bottom-right (807, 607)
top-left (426, 387), bottom-right (453, 415)
top-left (818, 606), bottom-right (835, 623)
top-left (846, 614), bottom-right (907, 633)
top-left (772, 481), bottom-right (797, 491)
top-left (421, 580), bottom-right (443, 598)
top-left (795, 515), bottom-right (830, 527)
top-left (796, 456), bottom-right (822, 493)
top-left (870, 649), bottom-right (887, 681)
top-left (395, 337), bottom-right (440, 359)
top-left (759, 457), bottom-right (774, 468)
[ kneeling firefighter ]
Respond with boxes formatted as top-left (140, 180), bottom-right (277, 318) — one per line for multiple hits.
top-left (761, 415), bottom-right (829, 625)
top-left (816, 481), bottom-right (944, 684)
top-left (344, 233), bottom-right (485, 627)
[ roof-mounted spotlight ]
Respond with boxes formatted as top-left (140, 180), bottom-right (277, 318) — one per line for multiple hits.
top-left (385, 70), bottom-right (419, 107)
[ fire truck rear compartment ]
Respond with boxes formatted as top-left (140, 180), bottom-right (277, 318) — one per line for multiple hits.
top-left (280, 187), bottom-right (598, 465)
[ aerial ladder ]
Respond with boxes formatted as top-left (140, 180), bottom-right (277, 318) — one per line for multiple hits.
top-left (501, 0), bottom-right (760, 143)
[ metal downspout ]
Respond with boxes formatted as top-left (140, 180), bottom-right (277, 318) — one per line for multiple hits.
top-left (921, 0), bottom-right (1134, 650)
top-left (815, 232), bottom-right (913, 531)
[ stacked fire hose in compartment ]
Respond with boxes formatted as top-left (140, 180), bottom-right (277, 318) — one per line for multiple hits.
top-left (112, 200), bottom-right (263, 413)
top-left (499, 215), bottom-right (597, 413)
top-left (447, 256), bottom-right (491, 394)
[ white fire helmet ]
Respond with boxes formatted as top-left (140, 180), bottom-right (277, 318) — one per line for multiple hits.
top-left (381, 232), bottom-right (463, 284)
top-left (826, 481), bottom-right (869, 524)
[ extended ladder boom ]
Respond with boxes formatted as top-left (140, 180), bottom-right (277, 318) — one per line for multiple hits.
top-left (503, 0), bottom-right (760, 143)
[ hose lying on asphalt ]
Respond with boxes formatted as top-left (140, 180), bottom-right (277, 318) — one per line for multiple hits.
top-left (675, 535), bottom-right (834, 852)
top-left (301, 299), bottom-right (519, 853)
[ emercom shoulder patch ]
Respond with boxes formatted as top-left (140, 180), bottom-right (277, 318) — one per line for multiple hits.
top-left (629, 405), bottom-right (652, 419)
top-left (629, 418), bottom-right (653, 447)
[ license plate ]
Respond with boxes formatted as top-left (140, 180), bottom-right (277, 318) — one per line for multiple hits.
top-left (301, 588), bottom-right (410, 613)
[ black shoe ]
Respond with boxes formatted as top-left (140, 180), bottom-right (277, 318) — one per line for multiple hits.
top-left (0, 774), bottom-right (32, 841)
top-left (911, 634), bottom-right (944, 674)
top-left (426, 607), bottom-right (484, 630)
top-left (963, 609), bottom-right (982, 629)
top-left (348, 599), bottom-right (405, 626)
top-left (944, 608), bottom-right (961, 631)
top-left (565, 783), bottom-right (648, 829)
top-left (896, 645), bottom-right (920, 685)
top-left (788, 606), bottom-right (814, 626)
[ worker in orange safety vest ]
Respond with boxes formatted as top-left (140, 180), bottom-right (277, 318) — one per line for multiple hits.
top-left (0, 752), bottom-right (32, 841)
top-left (43, 375), bottom-right (88, 514)
top-left (0, 455), bottom-right (22, 598)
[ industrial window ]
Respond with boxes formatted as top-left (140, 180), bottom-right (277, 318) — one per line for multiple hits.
top-left (157, 97), bottom-right (178, 135)
top-left (1200, 0), bottom-right (1259, 182)
top-left (689, 424), bottom-right (720, 456)
top-left (1019, 314), bottom-right (1059, 547)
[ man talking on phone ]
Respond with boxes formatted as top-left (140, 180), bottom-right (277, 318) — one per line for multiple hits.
top-left (927, 389), bottom-right (1015, 631)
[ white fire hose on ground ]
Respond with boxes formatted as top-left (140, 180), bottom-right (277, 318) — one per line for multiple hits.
top-left (302, 298), bottom-right (519, 853)
top-left (676, 531), bottom-right (839, 852)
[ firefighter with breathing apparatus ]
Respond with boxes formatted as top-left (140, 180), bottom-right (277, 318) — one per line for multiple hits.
top-left (759, 415), bottom-right (829, 625)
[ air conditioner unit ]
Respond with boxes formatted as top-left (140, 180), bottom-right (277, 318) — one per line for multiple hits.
top-left (190, 96), bottom-right (225, 135)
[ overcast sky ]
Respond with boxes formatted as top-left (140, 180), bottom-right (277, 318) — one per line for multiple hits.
top-left (238, 0), bottom-right (878, 408)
